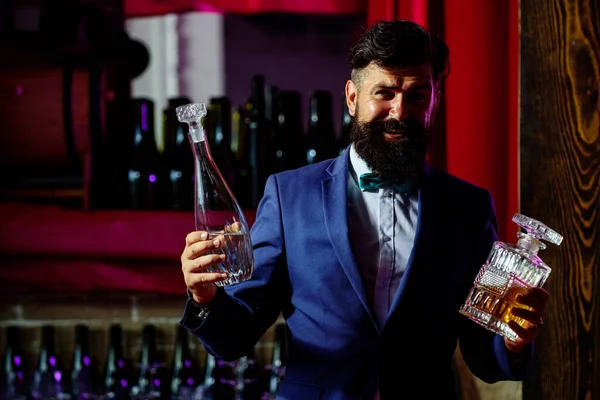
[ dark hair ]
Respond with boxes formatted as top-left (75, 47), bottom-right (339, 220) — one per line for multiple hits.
top-left (348, 20), bottom-right (450, 87)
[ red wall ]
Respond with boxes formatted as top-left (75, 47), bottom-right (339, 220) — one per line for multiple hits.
top-left (444, 0), bottom-right (519, 242)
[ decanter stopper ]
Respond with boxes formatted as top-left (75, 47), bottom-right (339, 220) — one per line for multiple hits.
top-left (512, 213), bottom-right (563, 250)
top-left (176, 102), bottom-right (207, 142)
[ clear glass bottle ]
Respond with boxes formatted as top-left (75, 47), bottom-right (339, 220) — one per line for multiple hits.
top-left (459, 213), bottom-right (563, 341)
top-left (177, 102), bottom-right (254, 286)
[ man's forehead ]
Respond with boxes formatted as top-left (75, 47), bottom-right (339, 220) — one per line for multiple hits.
top-left (364, 63), bottom-right (433, 83)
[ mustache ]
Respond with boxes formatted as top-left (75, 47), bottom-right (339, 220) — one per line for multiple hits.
top-left (364, 118), bottom-right (420, 136)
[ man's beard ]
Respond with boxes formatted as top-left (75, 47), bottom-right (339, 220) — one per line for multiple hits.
top-left (350, 114), bottom-right (429, 184)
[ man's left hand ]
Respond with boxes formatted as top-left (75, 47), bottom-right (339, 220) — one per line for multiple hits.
top-left (504, 287), bottom-right (550, 353)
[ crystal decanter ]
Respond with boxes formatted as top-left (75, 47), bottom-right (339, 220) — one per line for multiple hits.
top-left (177, 102), bottom-right (254, 286)
top-left (459, 213), bottom-right (563, 341)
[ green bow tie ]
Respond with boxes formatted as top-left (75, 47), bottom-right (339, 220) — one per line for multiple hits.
top-left (359, 173), bottom-right (414, 193)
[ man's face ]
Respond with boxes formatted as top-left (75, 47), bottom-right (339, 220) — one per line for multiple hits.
top-left (345, 63), bottom-right (440, 183)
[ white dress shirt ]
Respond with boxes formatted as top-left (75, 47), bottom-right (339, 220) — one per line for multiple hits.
top-left (347, 144), bottom-right (419, 329)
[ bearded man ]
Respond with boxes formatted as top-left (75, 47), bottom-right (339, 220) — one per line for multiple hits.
top-left (178, 19), bottom-right (548, 400)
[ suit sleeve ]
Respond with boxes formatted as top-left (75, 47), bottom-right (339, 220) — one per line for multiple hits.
top-left (457, 190), bottom-right (534, 383)
top-left (180, 174), bottom-right (291, 361)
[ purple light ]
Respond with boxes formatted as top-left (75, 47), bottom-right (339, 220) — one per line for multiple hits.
top-left (49, 356), bottom-right (57, 367)
top-left (54, 371), bottom-right (62, 383)
top-left (17, 372), bottom-right (24, 380)
top-left (83, 356), bottom-right (90, 367)
top-left (153, 379), bottom-right (161, 387)
top-left (141, 103), bottom-right (148, 131)
top-left (118, 360), bottom-right (124, 368)
top-left (184, 360), bottom-right (191, 368)
top-left (186, 378), bottom-right (194, 386)
top-left (149, 174), bottom-right (157, 183)
top-left (13, 355), bottom-right (21, 366)
top-left (120, 379), bottom-right (127, 388)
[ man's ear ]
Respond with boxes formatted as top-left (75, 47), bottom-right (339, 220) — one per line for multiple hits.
top-left (345, 80), bottom-right (358, 117)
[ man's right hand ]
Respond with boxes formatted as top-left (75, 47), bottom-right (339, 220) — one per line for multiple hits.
top-left (181, 231), bottom-right (229, 305)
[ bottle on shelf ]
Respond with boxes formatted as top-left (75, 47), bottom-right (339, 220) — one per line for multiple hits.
top-left (128, 98), bottom-right (163, 210)
top-left (1, 326), bottom-right (28, 400)
top-left (305, 90), bottom-right (336, 165)
top-left (170, 326), bottom-right (200, 399)
top-left (205, 97), bottom-right (234, 189)
top-left (71, 324), bottom-right (95, 399)
top-left (265, 85), bottom-right (279, 128)
top-left (133, 324), bottom-right (164, 399)
top-left (247, 74), bottom-right (270, 208)
top-left (103, 324), bottom-right (131, 399)
top-left (164, 96), bottom-right (194, 211)
top-left (231, 103), bottom-right (253, 209)
top-left (337, 91), bottom-right (352, 155)
top-left (31, 325), bottom-right (67, 399)
top-left (264, 323), bottom-right (288, 398)
top-left (268, 90), bottom-right (304, 175)
top-left (216, 357), bottom-right (256, 400)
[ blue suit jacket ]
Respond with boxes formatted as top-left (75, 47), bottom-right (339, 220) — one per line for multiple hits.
top-left (182, 148), bottom-right (533, 399)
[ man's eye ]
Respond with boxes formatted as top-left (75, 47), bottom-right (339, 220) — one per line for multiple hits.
top-left (375, 90), bottom-right (393, 98)
top-left (407, 92), bottom-right (428, 101)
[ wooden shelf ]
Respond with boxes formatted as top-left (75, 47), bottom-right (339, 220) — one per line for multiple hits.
top-left (0, 202), bottom-right (256, 295)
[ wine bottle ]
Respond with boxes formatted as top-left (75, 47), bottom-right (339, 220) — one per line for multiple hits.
top-left (128, 98), bottom-right (162, 209)
top-left (71, 325), bottom-right (94, 399)
top-left (305, 90), bottom-right (336, 165)
top-left (135, 325), bottom-right (164, 399)
top-left (266, 323), bottom-right (288, 396)
top-left (338, 91), bottom-right (352, 155)
top-left (206, 97), bottom-right (233, 188)
top-left (1, 326), bottom-right (28, 400)
top-left (31, 325), bottom-right (66, 399)
top-left (265, 85), bottom-right (279, 126)
top-left (214, 358), bottom-right (245, 400)
top-left (269, 90), bottom-right (304, 174)
top-left (240, 353), bottom-right (261, 400)
top-left (195, 353), bottom-right (216, 400)
top-left (231, 103), bottom-right (253, 209)
top-left (104, 324), bottom-right (130, 399)
top-left (176, 102), bottom-right (254, 287)
top-left (170, 326), bottom-right (199, 399)
top-left (164, 97), bottom-right (194, 211)
top-left (247, 74), bottom-right (270, 208)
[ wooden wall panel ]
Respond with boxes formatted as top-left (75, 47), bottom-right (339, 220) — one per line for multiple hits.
top-left (520, 0), bottom-right (600, 399)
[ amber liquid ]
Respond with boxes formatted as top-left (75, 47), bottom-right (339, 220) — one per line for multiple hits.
top-left (465, 285), bottom-right (533, 329)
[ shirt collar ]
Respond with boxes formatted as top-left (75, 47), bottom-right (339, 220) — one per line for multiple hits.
top-left (349, 144), bottom-right (372, 187)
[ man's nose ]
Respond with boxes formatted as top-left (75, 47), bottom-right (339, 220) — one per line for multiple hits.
top-left (388, 98), bottom-right (409, 120)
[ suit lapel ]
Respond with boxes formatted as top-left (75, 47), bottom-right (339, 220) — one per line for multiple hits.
top-left (383, 165), bottom-right (435, 328)
top-left (322, 149), bottom-right (379, 331)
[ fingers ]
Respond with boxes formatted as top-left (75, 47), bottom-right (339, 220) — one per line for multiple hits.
top-left (516, 287), bottom-right (549, 313)
top-left (186, 270), bottom-right (229, 288)
top-left (511, 307), bottom-right (540, 326)
top-left (182, 251), bottom-right (229, 289)
top-left (507, 288), bottom-right (548, 345)
top-left (186, 236), bottom-right (225, 260)
top-left (186, 231), bottom-right (208, 246)
top-left (225, 221), bottom-right (242, 233)
top-left (508, 320), bottom-right (536, 342)
top-left (188, 253), bottom-right (226, 272)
